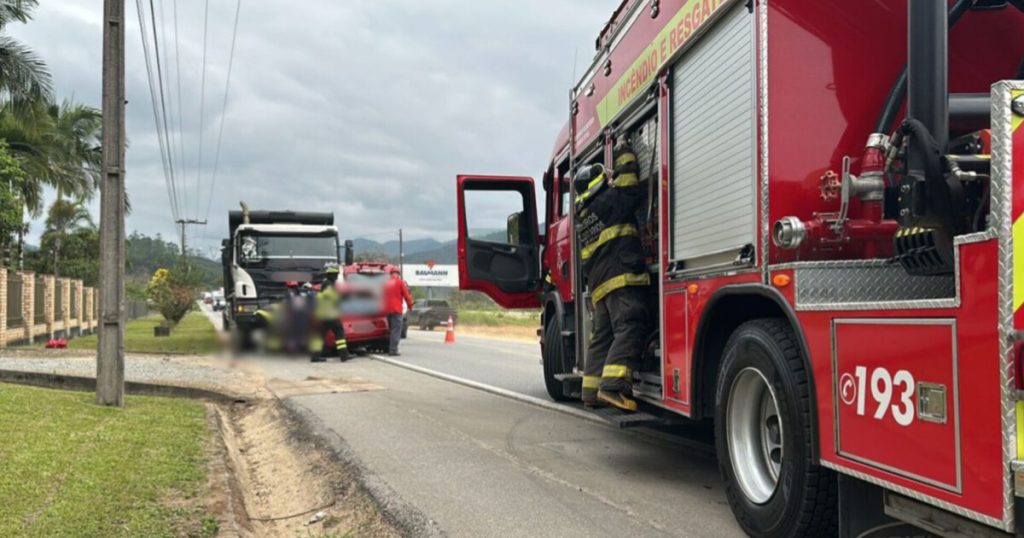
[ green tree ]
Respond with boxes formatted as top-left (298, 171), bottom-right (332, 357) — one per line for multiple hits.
top-left (147, 261), bottom-right (203, 327)
top-left (0, 139), bottom-right (26, 261)
top-left (42, 196), bottom-right (92, 277)
top-left (0, 0), bottom-right (51, 104)
top-left (28, 226), bottom-right (99, 284)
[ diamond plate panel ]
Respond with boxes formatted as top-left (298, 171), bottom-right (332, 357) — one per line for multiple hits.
top-left (992, 80), bottom-right (1022, 530)
top-left (792, 260), bottom-right (956, 309)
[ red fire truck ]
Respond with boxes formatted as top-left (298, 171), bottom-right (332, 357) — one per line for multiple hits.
top-left (455, 0), bottom-right (1024, 536)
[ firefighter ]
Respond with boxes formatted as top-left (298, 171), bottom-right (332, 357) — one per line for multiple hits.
top-left (310, 264), bottom-right (349, 362)
top-left (574, 141), bottom-right (651, 412)
top-left (382, 268), bottom-right (414, 356)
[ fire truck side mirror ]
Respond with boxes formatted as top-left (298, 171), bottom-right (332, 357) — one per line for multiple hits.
top-left (343, 239), bottom-right (354, 266)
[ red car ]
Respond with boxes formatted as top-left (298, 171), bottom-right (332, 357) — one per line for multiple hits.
top-left (326, 283), bottom-right (390, 354)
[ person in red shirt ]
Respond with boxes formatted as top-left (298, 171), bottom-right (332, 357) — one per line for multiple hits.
top-left (383, 268), bottom-right (414, 356)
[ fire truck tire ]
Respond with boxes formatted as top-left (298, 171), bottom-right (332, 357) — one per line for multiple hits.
top-left (542, 317), bottom-right (572, 402)
top-left (715, 318), bottom-right (836, 538)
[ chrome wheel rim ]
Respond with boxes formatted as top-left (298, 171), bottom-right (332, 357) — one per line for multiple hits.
top-left (726, 367), bottom-right (783, 504)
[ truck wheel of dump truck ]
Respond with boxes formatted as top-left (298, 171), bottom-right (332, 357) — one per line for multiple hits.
top-left (715, 318), bottom-right (836, 537)
top-left (542, 317), bottom-right (572, 402)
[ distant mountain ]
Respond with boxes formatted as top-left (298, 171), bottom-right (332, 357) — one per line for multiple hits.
top-left (405, 240), bottom-right (457, 264)
top-left (350, 232), bottom-right (506, 266)
top-left (350, 237), bottom-right (443, 258)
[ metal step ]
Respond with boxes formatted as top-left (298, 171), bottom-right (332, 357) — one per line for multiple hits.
top-left (633, 382), bottom-right (662, 400)
top-left (556, 374), bottom-right (582, 399)
top-left (589, 405), bottom-right (676, 429)
top-left (635, 371), bottom-right (662, 386)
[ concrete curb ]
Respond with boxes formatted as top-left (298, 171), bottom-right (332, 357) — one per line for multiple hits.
top-left (278, 398), bottom-right (445, 538)
top-left (368, 354), bottom-right (605, 425)
top-left (0, 369), bottom-right (245, 403)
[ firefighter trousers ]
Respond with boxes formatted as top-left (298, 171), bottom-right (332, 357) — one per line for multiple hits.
top-left (311, 319), bottom-right (347, 361)
top-left (583, 286), bottom-right (650, 400)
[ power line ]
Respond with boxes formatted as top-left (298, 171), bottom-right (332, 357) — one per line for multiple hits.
top-left (134, 0), bottom-right (180, 231)
top-left (147, 0), bottom-right (184, 225)
top-left (203, 0), bottom-right (242, 230)
top-left (156, 0), bottom-right (183, 217)
top-left (195, 0), bottom-right (211, 221)
top-left (172, 0), bottom-right (187, 207)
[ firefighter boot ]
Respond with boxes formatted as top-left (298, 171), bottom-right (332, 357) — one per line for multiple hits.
top-left (597, 390), bottom-right (637, 412)
top-left (309, 336), bottom-right (326, 363)
top-left (581, 376), bottom-right (607, 408)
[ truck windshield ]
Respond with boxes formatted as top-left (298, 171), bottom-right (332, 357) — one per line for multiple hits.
top-left (238, 234), bottom-right (338, 263)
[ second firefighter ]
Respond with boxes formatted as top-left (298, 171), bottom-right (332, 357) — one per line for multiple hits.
top-left (574, 141), bottom-right (652, 412)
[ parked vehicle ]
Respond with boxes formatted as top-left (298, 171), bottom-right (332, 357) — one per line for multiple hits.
top-left (221, 202), bottom-right (340, 347)
top-left (342, 258), bottom-right (407, 339)
top-left (408, 300), bottom-right (457, 330)
top-left (332, 283), bottom-right (390, 354)
top-left (455, 1), bottom-right (1024, 536)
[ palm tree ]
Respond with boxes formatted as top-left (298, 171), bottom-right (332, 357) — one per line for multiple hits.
top-left (46, 101), bottom-right (102, 198)
top-left (44, 196), bottom-right (92, 277)
top-left (0, 100), bottom-right (101, 266)
top-left (0, 1), bottom-right (51, 104)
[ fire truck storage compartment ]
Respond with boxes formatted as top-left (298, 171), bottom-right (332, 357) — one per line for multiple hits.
top-left (670, 1), bottom-right (755, 271)
top-left (832, 318), bottom-right (961, 493)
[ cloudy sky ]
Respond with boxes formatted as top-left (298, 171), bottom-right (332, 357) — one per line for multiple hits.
top-left (9, 0), bottom-right (616, 257)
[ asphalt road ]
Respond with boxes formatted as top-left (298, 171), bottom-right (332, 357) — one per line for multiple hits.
top-left (259, 357), bottom-right (742, 538)
top-left (395, 329), bottom-right (549, 399)
top-left (206, 305), bottom-right (738, 535)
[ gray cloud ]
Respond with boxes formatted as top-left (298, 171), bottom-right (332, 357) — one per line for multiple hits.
top-left (10, 0), bottom-right (616, 257)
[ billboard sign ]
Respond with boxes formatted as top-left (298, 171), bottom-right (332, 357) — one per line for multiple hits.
top-left (404, 261), bottom-right (459, 287)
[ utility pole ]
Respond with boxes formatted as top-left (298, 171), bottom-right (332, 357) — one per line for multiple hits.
top-left (97, 0), bottom-right (126, 406)
top-left (398, 228), bottom-right (403, 275)
top-left (175, 218), bottom-right (207, 258)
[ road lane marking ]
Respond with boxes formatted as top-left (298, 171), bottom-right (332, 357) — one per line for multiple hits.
top-left (368, 354), bottom-right (716, 456)
top-left (369, 354), bottom-right (604, 425)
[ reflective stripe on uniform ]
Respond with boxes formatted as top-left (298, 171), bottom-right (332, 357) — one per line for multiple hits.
top-left (580, 224), bottom-right (639, 261)
top-left (612, 173), bottom-right (638, 187)
top-left (582, 375), bottom-right (601, 389)
top-left (591, 272), bottom-right (650, 304)
top-left (576, 173), bottom-right (607, 204)
top-left (255, 309), bottom-right (271, 320)
top-left (602, 364), bottom-right (630, 379)
top-left (615, 153), bottom-right (637, 167)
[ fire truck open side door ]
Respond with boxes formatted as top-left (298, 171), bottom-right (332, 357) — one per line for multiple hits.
top-left (456, 175), bottom-right (542, 309)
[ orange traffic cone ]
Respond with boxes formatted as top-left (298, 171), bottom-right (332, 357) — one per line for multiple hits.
top-left (444, 316), bottom-right (456, 344)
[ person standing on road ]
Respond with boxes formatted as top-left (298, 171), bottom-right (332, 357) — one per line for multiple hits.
top-left (574, 141), bottom-right (651, 412)
top-left (311, 264), bottom-right (349, 362)
top-left (383, 268), bottom-right (414, 356)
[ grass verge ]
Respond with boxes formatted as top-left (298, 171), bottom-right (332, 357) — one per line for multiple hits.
top-left (69, 311), bottom-right (219, 355)
top-left (456, 309), bottom-right (539, 328)
top-left (0, 383), bottom-right (212, 537)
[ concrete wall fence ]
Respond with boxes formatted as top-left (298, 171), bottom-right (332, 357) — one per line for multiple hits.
top-left (0, 267), bottom-right (99, 347)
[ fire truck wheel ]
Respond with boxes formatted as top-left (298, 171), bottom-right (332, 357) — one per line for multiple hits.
top-left (542, 317), bottom-right (572, 402)
top-left (715, 318), bottom-right (836, 538)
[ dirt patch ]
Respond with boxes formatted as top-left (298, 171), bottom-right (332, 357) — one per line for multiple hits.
top-left (458, 325), bottom-right (538, 343)
top-left (265, 376), bottom-right (385, 399)
top-left (207, 399), bottom-right (400, 537)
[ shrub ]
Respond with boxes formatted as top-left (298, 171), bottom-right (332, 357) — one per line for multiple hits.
top-left (146, 262), bottom-right (203, 326)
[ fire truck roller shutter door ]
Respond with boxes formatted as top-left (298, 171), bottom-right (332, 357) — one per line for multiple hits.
top-left (670, 2), bottom-right (755, 270)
